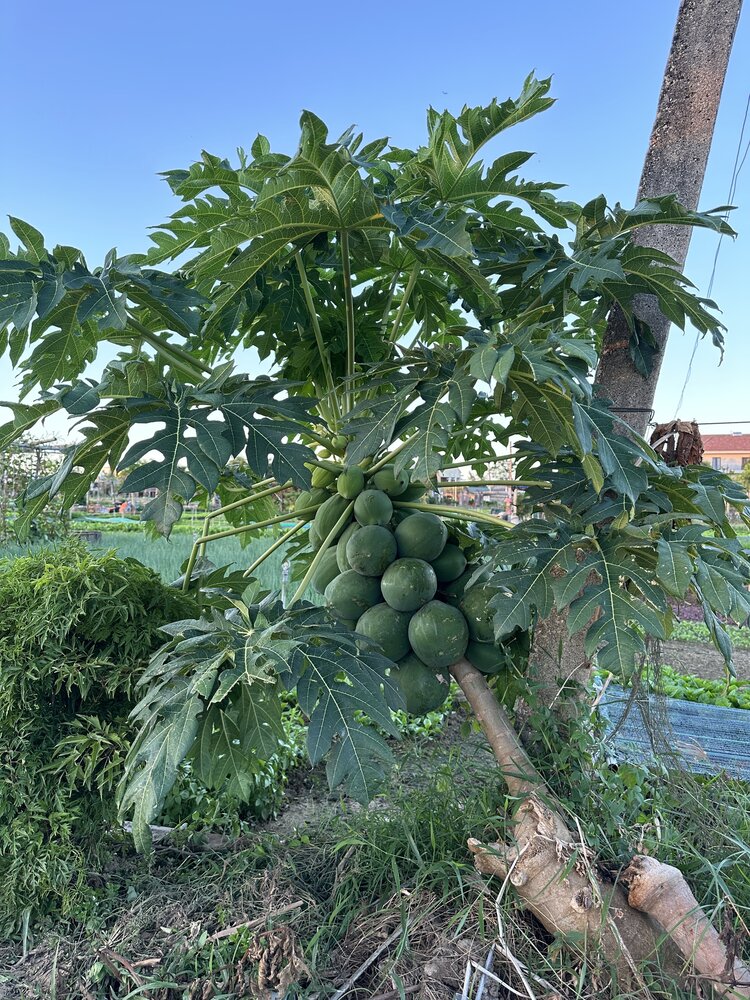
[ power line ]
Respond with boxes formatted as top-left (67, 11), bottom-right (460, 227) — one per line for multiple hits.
top-left (673, 90), bottom-right (750, 417)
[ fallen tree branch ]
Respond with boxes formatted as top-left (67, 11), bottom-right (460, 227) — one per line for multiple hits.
top-left (330, 923), bottom-right (406, 1000)
top-left (206, 900), bottom-right (305, 942)
top-left (453, 657), bottom-right (750, 991)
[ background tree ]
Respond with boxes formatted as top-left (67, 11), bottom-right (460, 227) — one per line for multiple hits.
top-left (0, 435), bottom-right (66, 541)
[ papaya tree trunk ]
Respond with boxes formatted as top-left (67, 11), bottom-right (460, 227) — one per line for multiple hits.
top-left (527, 0), bottom-right (742, 717)
top-left (451, 658), bottom-right (750, 993)
top-left (593, 0), bottom-right (742, 433)
top-left (514, 604), bottom-right (591, 735)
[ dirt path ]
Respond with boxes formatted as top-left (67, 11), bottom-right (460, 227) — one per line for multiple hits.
top-left (660, 640), bottom-right (750, 681)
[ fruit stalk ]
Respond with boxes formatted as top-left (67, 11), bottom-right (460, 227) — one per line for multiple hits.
top-left (340, 229), bottom-right (356, 415)
top-left (181, 479), bottom-right (291, 589)
top-left (182, 507), bottom-right (318, 592)
top-left (366, 438), bottom-right (414, 476)
top-left (295, 251), bottom-right (341, 425)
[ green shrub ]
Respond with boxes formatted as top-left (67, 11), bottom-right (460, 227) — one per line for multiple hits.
top-left (0, 542), bottom-right (196, 933)
top-left (597, 664), bottom-right (750, 710)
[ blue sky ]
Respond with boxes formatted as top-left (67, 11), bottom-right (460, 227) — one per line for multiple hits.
top-left (1, 0), bottom-right (748, 439)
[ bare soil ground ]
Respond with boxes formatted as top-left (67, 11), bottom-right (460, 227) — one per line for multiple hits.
top-left (661, 640), bottom-right (750, 681)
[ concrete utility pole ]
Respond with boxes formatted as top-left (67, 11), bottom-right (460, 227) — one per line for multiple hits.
top-left (594, 0), bottom-right (743, 437)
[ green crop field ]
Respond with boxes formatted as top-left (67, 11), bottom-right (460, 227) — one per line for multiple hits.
top-left (0, 530), bottom-right (289, 590)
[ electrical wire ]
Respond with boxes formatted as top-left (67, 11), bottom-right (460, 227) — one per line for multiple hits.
top-left (673, 90), bottom-right (750, 418)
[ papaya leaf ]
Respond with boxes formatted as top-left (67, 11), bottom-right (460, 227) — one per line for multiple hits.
top-left (381, 201), bottom-right (473, 258)
top-left (0, 399), bottom-right (61, 450)
top-left (190, 684), bottom-right (284, 798)
top-left (8, 217), bottom-right (47, 262)
top-left (553, 542), bottom-right (669, 677)
top-left (655, 538), bottom-right (693, 598)
top-left (341, 392), bottom-right (412, 467)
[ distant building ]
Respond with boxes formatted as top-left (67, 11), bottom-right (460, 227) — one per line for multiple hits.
top-left (702, 433), bottom-right (750, 473)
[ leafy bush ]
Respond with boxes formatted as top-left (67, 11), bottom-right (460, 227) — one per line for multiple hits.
top-left (0, 542), bottom-right (196, 933)
top-left (597, 663), bottom-right (750, 710)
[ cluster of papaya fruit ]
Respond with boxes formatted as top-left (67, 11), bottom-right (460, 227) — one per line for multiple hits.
top-left (295, 462), bottom-right (509, 716)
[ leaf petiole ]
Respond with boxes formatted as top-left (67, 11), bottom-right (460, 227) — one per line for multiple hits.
top-left (287, 501), bottom-right (355, 607)
top-left (242, 519), bottom-right (307, 578)
top-left (295, 252), bottom-right (341, 427)
top-left (340, 230), bottom-right (356, 415)
top-left (392, 500), bottom-right (512, 529)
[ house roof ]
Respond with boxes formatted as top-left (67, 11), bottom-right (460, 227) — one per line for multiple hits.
top-left (701, 434), bottom-right (750, 453)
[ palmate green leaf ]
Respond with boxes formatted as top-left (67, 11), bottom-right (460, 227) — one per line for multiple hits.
top-left (508, 372), bottom-right (578, 456)
top-left (23, 292), bottom-right (101, 391)
top-left (258, 111), bottom-right (380, 231)
top-left (603, 244), bottom-right (726, 353)
top-left (393, 398), bottom-right (453, 481)
top-left (292, 637), bottom-right (403, 803)
top-left (571, 401), bottom-right (650, 501)
top-left (694, 559), bottom-right (732, 615)
top-left (9, 216), bottom-right (47, 262)
top-left (615, 195), bottom-right (735, 238)
top-left (119, 601), bottom-right (406, 847)
top-left (106, 380), bottom-right (316, 535)
top-left (119, 682), bottom-right (206, 854)
top-left (0, 233), bottom-right (212, 397)
top-left (469, 342), bottom-right (514, 383)
top-left (103, 357), bottom-right (167, 399)
top-left (541, 242), bottom-right (627, 299)
top-left (326, 726), bottom-right (395, 805)
top-left (191, 684), bottom-right (284, 798)
top-left (0, 399), bottom-right (61, 449)
top-left (437, 151), bottom-right (533, 204)
top-left (146, 195), bottom-right (240, 266)
top-left (381, 201), bottom-right (473, 258)
top-left (491, 176), bottom-right (579, 229)
top-left (125, 268), bottom-right (209, 338)
top-left (120, 608), bottom-right (279, 849)
top-left (423, 76), bottom-right (554, 202)
top-left (553, 541), bottom-right (669, 677)
top-left (341, 391), bottom-right (412, 467)
top-left (11, 403), bottom-right (136, 530)
top-left (628, 317), bottom-right (659, 377)
top-left (486, 530), bottom-right (572, 638)
top-left (655, 538), bottom-right (693, 598)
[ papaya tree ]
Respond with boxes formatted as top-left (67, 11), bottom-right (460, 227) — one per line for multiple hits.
top-left (2, 76), bottom-right (749, 989)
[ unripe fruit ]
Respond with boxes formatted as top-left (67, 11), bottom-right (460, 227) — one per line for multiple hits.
top-left (408, 600), bottom-right (469, 670)
top-left (370, 465), bottom-right (410, 497)
top-left (394, 511), bottom-right (447, 561)
top-left (346, 524), bottom-right (397, 576)
top-left (354, 489), bottom-right (393, 527)
top-left (337, 466), bottom-right (366, 499)
top-left (381, 558), bottom-right (437, 612)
